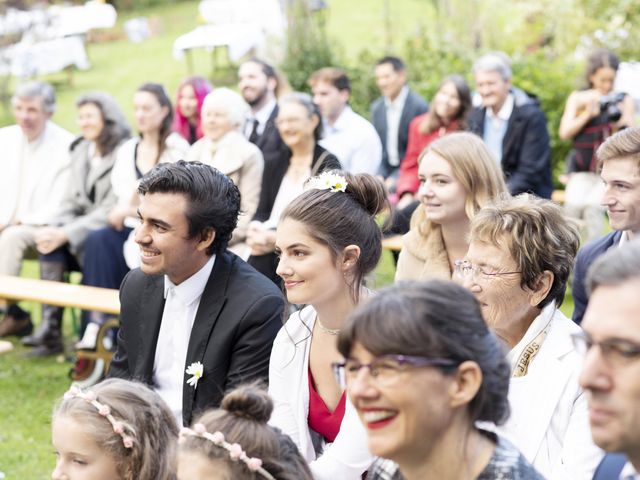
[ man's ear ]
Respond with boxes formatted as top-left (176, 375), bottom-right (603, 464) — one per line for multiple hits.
top-left (529, 270), bottom-right (554, 307)
top-left (339, 89), bottom-right (351, 105)
top-left (196, 228), bottom-right (216, 252)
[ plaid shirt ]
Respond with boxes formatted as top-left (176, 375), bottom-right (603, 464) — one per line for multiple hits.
top-left (368, 458), bottom-right (401, 480)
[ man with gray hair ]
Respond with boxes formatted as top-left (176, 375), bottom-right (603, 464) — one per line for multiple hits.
top-left (0, 81), bottom-right (74, 337)
top-left (468, 52), bottom-right (553, 198)
top-left (574, 240), bottom-right (640, 479)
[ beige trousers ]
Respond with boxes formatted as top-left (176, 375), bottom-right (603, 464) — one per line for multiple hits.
top-left (0, 224), bottom-right (39, 276)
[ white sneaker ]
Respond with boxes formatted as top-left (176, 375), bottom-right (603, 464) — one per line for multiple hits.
top-left (75, 322), bottom-right (100, 350)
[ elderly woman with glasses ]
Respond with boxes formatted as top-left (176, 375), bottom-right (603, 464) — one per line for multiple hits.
top-left (336, 280), bottom-right (543, 480)
top-left (457, 194), bottom-right (603, 479)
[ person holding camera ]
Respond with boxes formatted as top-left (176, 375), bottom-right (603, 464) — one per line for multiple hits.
top-left (559, 49), bottom-right (635, 241)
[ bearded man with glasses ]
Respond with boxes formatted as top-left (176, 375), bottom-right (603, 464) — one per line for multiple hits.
top-left (575, 240), bottom-right (640, 480)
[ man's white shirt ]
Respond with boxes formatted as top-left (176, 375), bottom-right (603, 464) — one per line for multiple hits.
top-left (319, 106), bottom-right (382, 175)
top-left (153, 255), bottom-right (215, 426)
top-left (384, 86), bottom-right (409, 168)
top-left (244, 98), bottom-right (276, 138)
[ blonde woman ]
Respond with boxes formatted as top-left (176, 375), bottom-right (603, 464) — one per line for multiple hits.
top-left (395, 132), bottom-right (507, 281)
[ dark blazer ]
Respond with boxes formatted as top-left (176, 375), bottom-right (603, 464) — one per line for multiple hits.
top-left (253, 143), bottom-right (341, 222)
top-left (572, 231), bottom-right (623, 325)
top-left (248, 144), bottom-right (341, 284)
top-left (107, 250), bottom-right (285, 426)
top-left (251, 104), bottom-right (285, 168)
top-left (370, 89), bottom-right (428, 179)
top-left (468, 88), bottom-right (553, 198)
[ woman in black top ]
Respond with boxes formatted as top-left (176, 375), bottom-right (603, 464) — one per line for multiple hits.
top-left (245, 92), bottom-right (340, 284)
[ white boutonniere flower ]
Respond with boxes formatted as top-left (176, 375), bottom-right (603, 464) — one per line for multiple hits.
top-left (186, 361), bottom-right (204, 388)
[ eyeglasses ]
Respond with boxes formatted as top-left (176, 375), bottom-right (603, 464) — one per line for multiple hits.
top-left (571, 331), bottom-right (640, 367)
top-left (453, 260), bottom-right (521, 282)
top-left (331, 355), bottom-right (459, 389)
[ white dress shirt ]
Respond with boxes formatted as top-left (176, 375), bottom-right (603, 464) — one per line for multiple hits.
top-left (483, 93), bottom-right (514, 164)
top-left (244, 98), bottom-right (277, 138)
top-left (621, 461), bottom-right (640, 480)
top-left (153, 255), bottom-right (215, 426)
top-left (384, 86), bottom-right (409, 167)
top-left (319, 106), bottom-right (382, 175)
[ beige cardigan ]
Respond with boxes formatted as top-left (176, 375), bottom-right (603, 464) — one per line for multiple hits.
top-left (187, 130), bottom-right (264, 244)
top-left (394, 204), bottom-right (453, 281)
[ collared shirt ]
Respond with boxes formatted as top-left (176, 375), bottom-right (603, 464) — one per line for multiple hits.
top-left (153, 255), bottom-right (215, 426)
top-left (506, 301), bottom-right (555, 375)
top-left (483, 93), bottom-right (514, 164)
top-left (384, 86), bottom-right (409, 167)
top-left (244, 98), bottom-right (276, 138)
top-left (619, 230), bottom-right (632, 246)
top-left (13, 130), bottom-right (45, 222)
top-left (319, 106), bottom-right (382, 175)
top-left (620, 462), bottom-right (640, 480)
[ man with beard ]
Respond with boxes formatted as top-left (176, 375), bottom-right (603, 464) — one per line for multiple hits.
top-left (238, 58), bottom-right (284, 167)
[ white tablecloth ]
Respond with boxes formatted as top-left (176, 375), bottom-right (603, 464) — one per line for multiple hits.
top-left (173, 23), bottom-right (266, 62)
top-left (0, 36), bottom-right (89, 78)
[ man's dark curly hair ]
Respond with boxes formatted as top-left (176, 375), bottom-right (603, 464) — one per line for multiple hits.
top-left (138, 160), bottom-right (241, 255)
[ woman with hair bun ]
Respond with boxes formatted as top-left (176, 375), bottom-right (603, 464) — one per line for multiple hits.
top-left (337, 280), bottom-right (543, 480)
top-left (178, 384), bottom-right (313, 480)
top-left (269, 171), bottom-right (387, 478)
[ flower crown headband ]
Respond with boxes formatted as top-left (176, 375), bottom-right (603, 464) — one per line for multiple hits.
top-left (64, 385), bottom-right (135, 449)
top-left (305, 171), bottom-right (348, 193)
top-left (180, 424), bottom-right (276, 480)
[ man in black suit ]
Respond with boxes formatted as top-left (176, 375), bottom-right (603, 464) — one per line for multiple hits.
top-left (107, 161), bottom-right (284, 426)
top-left (577, 241), bottom-right (640, 480)
top-left (370, 56), bottom-right (428, 188)
top-left (468, 52), bottom-right (553, 199)
top-left (572, 126), bottom-right (640, 324)
top-left (238, 57), bottom-right (284, 167)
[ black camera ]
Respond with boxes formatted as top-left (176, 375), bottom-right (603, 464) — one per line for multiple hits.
top-left (599, 92), bottom-right (625, 122)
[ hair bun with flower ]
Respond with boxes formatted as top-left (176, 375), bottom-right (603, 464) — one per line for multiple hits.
top-left (305, 171), bottom-right (348, 193)
top-left (180, 425), bottom-right (276, 480)
top-left (63, 385), bottom-right (136, 449)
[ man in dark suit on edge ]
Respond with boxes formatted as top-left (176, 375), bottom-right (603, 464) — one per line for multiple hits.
top-left (572, 127), bottom-right (640, 324)
top-left (107, 161), bottom-right (284, 426)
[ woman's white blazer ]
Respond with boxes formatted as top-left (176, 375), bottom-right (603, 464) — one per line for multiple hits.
top-left (268, 306), bottom-right (374, 480)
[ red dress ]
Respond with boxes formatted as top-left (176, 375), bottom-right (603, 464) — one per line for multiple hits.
top-left (307, 367), bottom-right (346, 443)
top-left (396, 114), bottom-right (460, 198)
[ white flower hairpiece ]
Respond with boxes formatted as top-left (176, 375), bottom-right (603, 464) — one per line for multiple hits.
top-left (186, 361), bottom-right (204, 388)
top-left (64, 386), bottom-right (135, 449)
top-left (306, 171), bottom-right (348, 193)
top-left (180, 425), bottom-right (276, 480)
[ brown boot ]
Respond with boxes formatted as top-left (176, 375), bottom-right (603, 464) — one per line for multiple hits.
top-left (0, 305), bottom-right (33, 337)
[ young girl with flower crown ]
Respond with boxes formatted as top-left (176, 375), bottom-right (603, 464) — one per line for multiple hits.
top-left (51, 378), bottom-right (178, 480)
top-left (177, 383), bottom-right (312, 480)
top-left (269, 170), bottom-right (387, 479)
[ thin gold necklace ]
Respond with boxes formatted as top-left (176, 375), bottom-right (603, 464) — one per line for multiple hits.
top-left (316, 315), bottom-right (340, 335)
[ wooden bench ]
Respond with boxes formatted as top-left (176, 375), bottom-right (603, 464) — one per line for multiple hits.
top-left (382, 234), bottom-right (403, 252)
top-left (0, 275), bottom-right (120, 315)
top-left (552, 189), bottom-right (566, 204)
